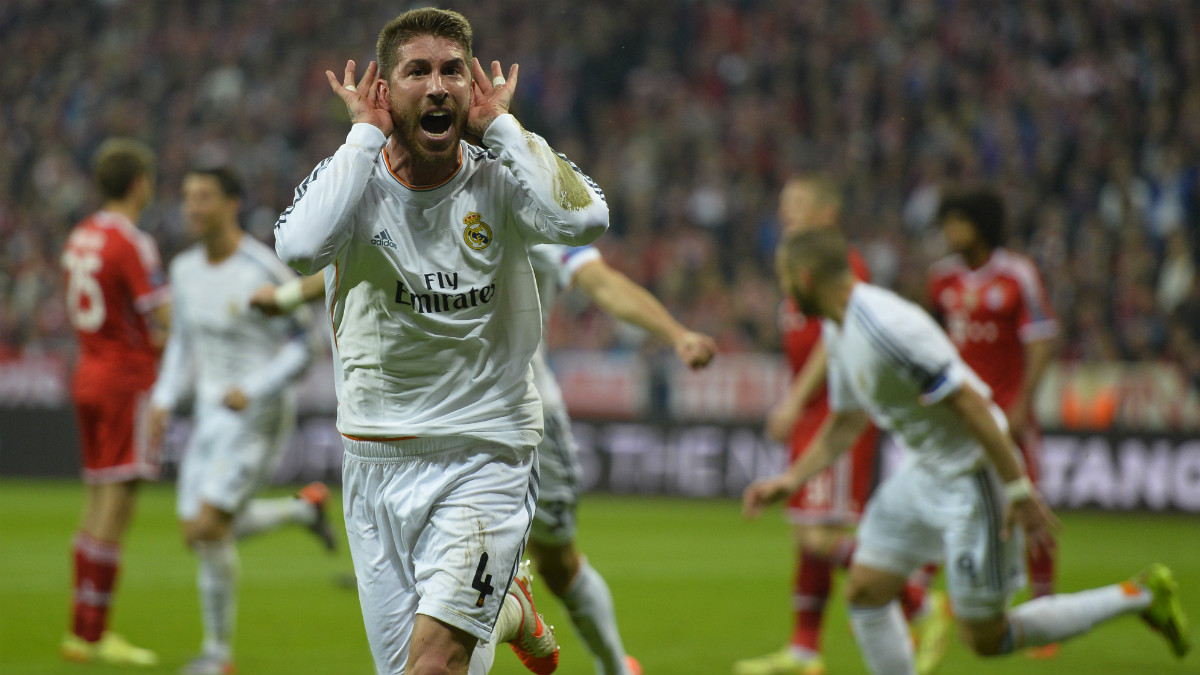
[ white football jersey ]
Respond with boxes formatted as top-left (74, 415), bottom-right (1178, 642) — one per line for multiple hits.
top-left (823, 283), bottom-right (1005, 477)
top-left (528, 244), bottom-right (603, 417)
top-left (274, 116), bottom-right (608, 448)
top-left (152, 236), bottom-right (315, 409)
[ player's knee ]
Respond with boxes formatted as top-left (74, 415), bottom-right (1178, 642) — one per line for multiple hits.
top-left (844, 579), bottom-right (886, 606)
top-left (183, 518), bottom-right (229, 546)
top-left (958, 618), bottom-right (1009, 657)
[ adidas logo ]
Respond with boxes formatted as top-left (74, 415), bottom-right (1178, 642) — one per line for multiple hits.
top-left (371, 230), bottom-right (398, 249)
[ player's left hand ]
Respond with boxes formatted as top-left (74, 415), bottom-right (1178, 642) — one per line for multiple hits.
top-left (1005, 492), bottom-right (1060, 559)
top-left (249, 284), bottom-right (284, 316)
top-left (468, 58), bottom-right (517, 139)
top-left (742, 475), bottom-right (794, 520)
top-left (675, 331), bottom-right (717, 369)
top-left (223, 387), bottom-right (249, 411)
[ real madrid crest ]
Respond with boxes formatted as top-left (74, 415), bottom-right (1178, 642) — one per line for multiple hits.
top-left (463, 212), bottom-right (492, 250)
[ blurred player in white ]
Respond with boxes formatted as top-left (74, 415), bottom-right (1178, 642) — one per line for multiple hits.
top-left (150, 167), bottom-right (331, 675)
top-left (273, 8), bottom-right (607, 675)
top-left (60, 138), bottom-right (169, 667)
top-left (736, 175), bottom-right (944, 675)
top-left (745, 228), bottom-right (1190, 674)
top-left (927, 188), bottom-right (1060, 657)
top-left (529, 244), bottom-right (715, 675)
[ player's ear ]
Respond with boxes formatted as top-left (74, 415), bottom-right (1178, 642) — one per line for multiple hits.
top-left (374, 79), bottom-right (391, 111)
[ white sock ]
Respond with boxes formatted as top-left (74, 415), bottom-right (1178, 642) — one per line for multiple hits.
top-left (195, 538), bottom-right (239, 660)
top-left (848, 602), bottom-right (915, 675)
top-left (232, 497), bottom-right (313, 539)
top-left (1007, 582), bottom-right (1152, 649)
top-left (560, 560), bottom-right (631, 675)
top-left (494, 592), bottom-right (523, 644)
top-left (468, 637), bottom-right (497, 675)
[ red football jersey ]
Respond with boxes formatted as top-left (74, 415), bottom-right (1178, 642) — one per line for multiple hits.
top-left (927, 249), bottom-right (1058, 410)
top-left (61, 211), bottom-right (169, 396)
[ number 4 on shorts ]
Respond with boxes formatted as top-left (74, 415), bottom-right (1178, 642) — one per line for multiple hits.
top-left (473, 552), bottom-right (496, 607)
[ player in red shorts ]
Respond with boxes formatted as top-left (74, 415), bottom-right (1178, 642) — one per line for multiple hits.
top-left (59, 138), bottom-right (170, 667)
top-left (928, 187), bottom-right (1060, 657)
top-left (735, 176), bottom-right (945, 675)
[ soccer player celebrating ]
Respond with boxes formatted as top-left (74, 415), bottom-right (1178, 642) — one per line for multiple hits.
top-left (736, 176), bottom-right (944, 675)
top-left (274, 8), bottom-right (607, 675)
top-left (59, 138), bottom-right (169, 668)
top-left (745, 228), bottom-right (1190, 675)
top-left (528, 243), bottom-right (715, 675)
top-left (148, 167), bottom-right (331, 675)
top-left (927, 188), bottom-right (1060, 656)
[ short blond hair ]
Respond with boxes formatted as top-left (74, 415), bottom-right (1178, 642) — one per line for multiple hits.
top-left (92, 138), bottom-right (155, 200)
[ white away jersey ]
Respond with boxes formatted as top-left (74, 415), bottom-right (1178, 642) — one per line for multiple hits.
top-left (528, 244), bottom-right (603, 416)
top-left (274, 116), bottom-right (608, 447)
top-left (152, 236), bottom-right (315, 410)
top-left (823, 283), bottom-right (1004, 477)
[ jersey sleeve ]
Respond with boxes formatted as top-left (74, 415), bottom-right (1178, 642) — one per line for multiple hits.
top-left (483, 114), bottom-right (609, 247)
top-left (1012, 257), bottom-right (1059, 343)
top-left (856, 296), bottom-right (969, 406)
top-left (560, 245), bottom-right (603, 288)
top-left (118, 229), bottom-right (170, 313)
top-left (274, 123), bottom-right (385, 274)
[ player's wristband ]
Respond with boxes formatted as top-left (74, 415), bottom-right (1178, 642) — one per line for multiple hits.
top-left (1004, 476), bottom-right (1035, 503)
top-left (275, 279), bottom-right (306, 313)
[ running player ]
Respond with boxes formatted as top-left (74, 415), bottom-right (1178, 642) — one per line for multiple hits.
top-left (529, 244), bottom-right (715, 675)
top-left (735, 176), bottom-right (944, 675)
top-left (60, 138), bottom-right (169, 668)
top-left (745, 228), bottom-right (1190, 675)
top-left (273, 8), bottom-right (608, 675)
top-left (148, 167), bottom-right (331, 675)
top-left (927, 188), bottom-right (1059, 656)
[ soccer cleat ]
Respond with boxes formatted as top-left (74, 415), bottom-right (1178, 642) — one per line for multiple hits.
top-left (508, 560), bottom-right (559, 675)
top-left (731, 648), bottom-right (825, 675)
top-left (179, 652), bottom-right (237, 675)
top-left (913, 590), bottom-right (949, 675)
top-left (625, 654), bottom-right (644, 675)
top-left (297, 481), bottom-right (337, 552)
top-left (62, 632), bottom-right (159, 667)
top-left (1136, 564), bottom-right (1191, 658)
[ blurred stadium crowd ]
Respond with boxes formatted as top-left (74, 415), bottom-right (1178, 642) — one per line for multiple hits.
top-left (1, 0), bottom-right (1199, 384)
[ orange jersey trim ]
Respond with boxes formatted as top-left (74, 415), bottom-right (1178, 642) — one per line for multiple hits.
top-left (381, 146), bottom-right (462, 190)
top-left (341, 433), bottom-right (419, 442)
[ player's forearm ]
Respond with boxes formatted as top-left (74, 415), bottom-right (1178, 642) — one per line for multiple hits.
top-left (585, 267), bottom-right (687, 345)
top-left (790, 343), bottom-right (829, 412)
top-left (949, 384), bottom-right (1027, 483)
top-left (239, 338), bottom-right (314, 402)
top-left (275, 124), bottom-right (381, 274)
top-left (483, 114), bottom-right (608, 246)
top-left (784, 410), bottom-right (866, 489)
top-left (1015, 336), bottom-right (1056, 411)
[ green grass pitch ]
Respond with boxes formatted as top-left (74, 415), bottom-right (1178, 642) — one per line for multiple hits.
top-left (1, 479), bottom-right (1196, 674)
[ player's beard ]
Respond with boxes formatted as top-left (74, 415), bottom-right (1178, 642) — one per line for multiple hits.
top-left (390, 107), bottom-right (467, 168)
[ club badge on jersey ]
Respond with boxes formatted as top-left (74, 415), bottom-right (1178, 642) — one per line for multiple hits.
top-left (463, 212), bottom-right (492, 250)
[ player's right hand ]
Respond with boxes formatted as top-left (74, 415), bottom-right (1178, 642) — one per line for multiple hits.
top-left (326, 60), bottom-right (393, 135)
top-left (1005, 492), bottom-right (1061, 560)
top-left (249, 284), bottom-right (284, 315)
top-left (675, 331), bottom-right (717, 369)
top-left (742, 475), bottom-right (793, 520)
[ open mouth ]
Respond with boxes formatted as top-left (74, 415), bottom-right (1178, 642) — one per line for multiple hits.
top-left (420, 111), bottom-right (453, 136)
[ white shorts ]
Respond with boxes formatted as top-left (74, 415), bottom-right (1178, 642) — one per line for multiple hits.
top-left (530, 404), bottom-right (580, 546)
top-left (176, 396), bottom-right (294, 521)
top-left (853, 461), bottom-right (1026, 621)
top-left (342, 436), bottom-right (537, 675)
